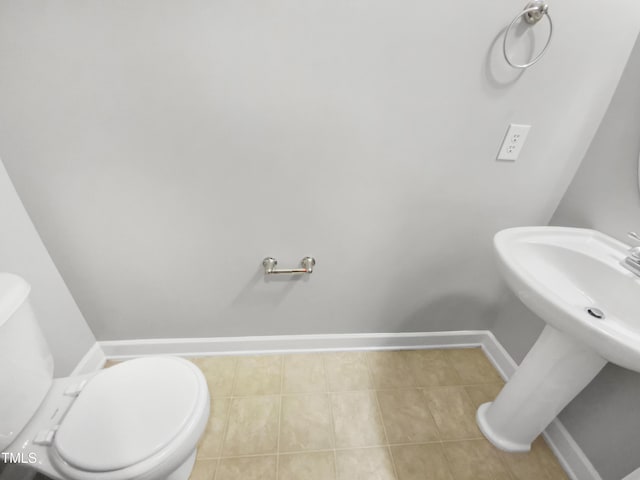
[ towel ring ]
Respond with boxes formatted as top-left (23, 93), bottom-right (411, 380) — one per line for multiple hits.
top-left (503, 0), bottom-right (553, 69)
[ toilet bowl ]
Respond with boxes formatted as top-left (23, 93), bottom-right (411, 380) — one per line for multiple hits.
top-left (11, 357), bottom-right (209, 480)
top-left (0, 273), bottom-right (210, 480)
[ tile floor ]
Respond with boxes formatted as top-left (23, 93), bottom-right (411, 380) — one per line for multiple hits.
top-left (182, 348), bottom-right (569, 480)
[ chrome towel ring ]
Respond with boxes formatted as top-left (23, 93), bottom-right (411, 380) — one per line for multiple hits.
top-left (503, 0), bottom-right (553, 69)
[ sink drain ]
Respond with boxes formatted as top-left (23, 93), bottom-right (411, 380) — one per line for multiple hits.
top-left (586, 307), bottom-right (605, 319)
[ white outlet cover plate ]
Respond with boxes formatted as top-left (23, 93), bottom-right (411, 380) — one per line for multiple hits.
top-left (497, 124), bottom-right (531, 161)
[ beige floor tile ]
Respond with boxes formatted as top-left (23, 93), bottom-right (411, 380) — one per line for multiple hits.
top-left (367, 351), bottom-right (416, 389)
top-left (222, 396), bottom-right (280, 456)
top-left (500, 436), bottom-right (569, 480)
top-left (233, 355), bottom-right (282, 396)
top-left (283, 354), bottom-right (327, 393)
top-left (464, 383), bottom-right (504, 409)
top-left (278, 451), bottom-right (337, 480)
top-left (422, 387), bottom-right (482, 440)
top-left (404, 350), bottom-right (463, 387)
top-left (190, 459), bottom-right (217, 480)
top-left (189, 460), bottom-right (218, 480)
top-left (103, 359), bottom-right (120, 368)
top-left (215, 455), bottom-right (277, 480)
top-left (391, 443), bottom-right (453, 480)
top-left (280, 393), bottom-right (334, 452)
top-left (330, 391), bottom-right (387, 448)
top-left (442, 439), bottom-right (512, 480)
top-left (336, 447), bottom-right (397, 480)
top-left (377, 389), bottom-right (440, 444)
top-left (198, 398), bottom-right (231, 459)
top-left (443, 348), bottom-right (503, 385)
top-left (323, 352), bottom-right (372, 391)
top-left (191, 357), bottom-right (237, 397)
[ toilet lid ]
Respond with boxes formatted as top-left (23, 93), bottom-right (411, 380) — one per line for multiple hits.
top-left (54, 357), bottom-right (202, 472)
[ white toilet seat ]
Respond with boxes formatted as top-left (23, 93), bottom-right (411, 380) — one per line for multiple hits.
top-left (55, 356), bottom-right (203, 472)
top-left (9, 356), bottom-right (210, 480)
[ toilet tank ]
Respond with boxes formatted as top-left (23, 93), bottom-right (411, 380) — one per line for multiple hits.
top-left (0, 273), bottom-right (54, 452)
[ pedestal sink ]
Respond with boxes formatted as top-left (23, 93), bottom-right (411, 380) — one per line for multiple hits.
top-left (477, 226), bottom-right (640, 452)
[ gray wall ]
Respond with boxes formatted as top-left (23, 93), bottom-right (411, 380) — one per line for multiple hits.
top-left (492, 34), bottom-right (640, 480)
top-left (0, 159), bottom-right (96, 376)
top-left (0, 0), bottom-right (638, 342)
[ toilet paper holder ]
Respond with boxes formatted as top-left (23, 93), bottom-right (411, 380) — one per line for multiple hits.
top-left (262, 257), bottom-right (316, 275)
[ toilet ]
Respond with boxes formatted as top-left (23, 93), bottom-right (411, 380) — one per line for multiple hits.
top-left (0, 273), bottom-right (210, 480)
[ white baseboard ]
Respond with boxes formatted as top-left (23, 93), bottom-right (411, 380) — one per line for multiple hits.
top-left (99, 330), bottom-right (488, 358)
top-left (543, 419), bottom-right (603, 480)
top-left (97, 330), bottom-right (599, 480)
top-left (479, 331), bottom-right (519, 380)
top-left (70, 342), bottom-right (106, 375)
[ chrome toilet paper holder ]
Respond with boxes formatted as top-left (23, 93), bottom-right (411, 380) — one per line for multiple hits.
top-left (262, 257), bottom-right (316, 275)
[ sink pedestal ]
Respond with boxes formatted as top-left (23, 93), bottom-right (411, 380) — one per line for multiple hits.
top-left (477, 324), bottom-right (607, 452)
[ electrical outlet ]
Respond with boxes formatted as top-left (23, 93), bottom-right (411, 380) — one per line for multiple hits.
top-left (497, 124), bottom-right (531, 161)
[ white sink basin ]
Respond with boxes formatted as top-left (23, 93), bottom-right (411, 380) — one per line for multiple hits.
top-left (477, 226), bottom-right (639, 453)
top-left (495, 226), bottom-right (640, 372)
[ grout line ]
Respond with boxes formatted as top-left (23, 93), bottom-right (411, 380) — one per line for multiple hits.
top-left (322, 354), bottom-right (340, 480)
top-left (319, 352), bottom-right (329, 393)
top-left (279, 448), bottom-right (336, 456)
top-left (207, 380), bottom-right (504, 399)
top-left (275, 355), bottom-right (285, 479)
top-left (214, 452), bottom-right (283, 460)
top-left (387, 445), bottom-right (400, 480)
top-left (364, 351), bottom-right (377, 389)
top-left (439, 447), bottom-right (457, 480)
top-left (228, 356), bottom-right (241, 398)
top-left (213, 359), bottom-right (239, 479)
top-left (417, 387), bottom-right (445, 445)
top-left (371, 391), bottom-right (395, 463)
top-left (364, 352), bottom-right (400, 480)
top-left (213, 458), bottom-right (220, 480)
top-left (198, 439), bottom-right (502, 460)
top-left (439, 440), bottom-right (459, 480)
top-left (438, 436), bottom-right (493, 444)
